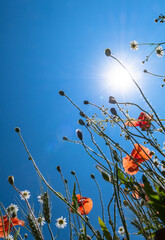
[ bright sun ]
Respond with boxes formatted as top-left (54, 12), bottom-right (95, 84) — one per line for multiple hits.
top-left (100, 61), bottom-right (141, 93)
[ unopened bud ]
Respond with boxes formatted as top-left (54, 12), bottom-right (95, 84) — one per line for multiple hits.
top-left (63, 136), bottom-right (68, 141)
top-left (76, 129), bottom-right (83, 141)
top-left (71, 170), bottom-right (75, 175)
top-left (84, 100), bottom-right (89, 105)
top-left (79, 111), bottom-right (85, 117)
top-left (143, 69), bottom-right (147, 73)
top-left (90, 174), bottom-right (95, 179)
top-left (104, 48), bottom-right (111, 56)
top-left (78, 119), bottom-right (85, 125)
top-left (8, 176), bottom-right (14, 185)
top-left (24, 234), bottom-right (28, 239)
top-left (59, 90), bottom-right (65, 96)
top-left (109, 96), bottom-right (117, 104)
top-left (12, 210), bottom-right (17, 218)
top-left (15, 127), bottom-right (20, 133)
top-left (56, 166), bottom-right (61, 172)
top-left (110, 108), bottom-right (117, 116)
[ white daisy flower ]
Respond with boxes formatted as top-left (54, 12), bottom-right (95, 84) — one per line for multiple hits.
top-left (155, 46), bottom-right (164, 57)
top-left (20, 190), bottom-right (31, 200)
top-left (161, 164), bottom-right (165, 172)
top-left (55, 216), bottom-right (67, 229)
top-left (130, 40), bottom-right (139, 50)
top-left (36, 216), bottom-right (45, 226)
top-left (6, 204), bottom-right (19, 214)
top-left (118, 226), bottom-right (125, 236)
top-left (6, 234), bottom-right (13, 240)
top-left (37, 194), bottom-right (44, 204)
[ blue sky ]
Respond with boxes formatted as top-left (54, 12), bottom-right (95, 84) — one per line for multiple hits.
top-left (0, 0), bottom-right (165, 239)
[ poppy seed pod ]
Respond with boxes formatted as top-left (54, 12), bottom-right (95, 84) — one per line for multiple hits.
top-left (76, 129), bottom-right (83, 141)
top-left (83, 100), bottom-right (89, 105)
top-left (59, 90), bottom-right (65, 96)
top-left (110, 108), bottom-right (117, 116)
top-left (15, 127), bottom-right (20, 133)
top-left (78, 119), bottom-right (85, 125)
top-left (109, 96), bottom-right (117, 104)
top-left (143, 69), bottom-right (147, 73)
top-left (8, 176), bottom-right (14, 185)
top-left (104, 48), bottom-right (111, 56)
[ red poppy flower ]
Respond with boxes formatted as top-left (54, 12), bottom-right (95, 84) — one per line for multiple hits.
top-left (73, 194), bottom-right (93, 215)
top-left (125, 112), bottom-right (152, 130)
top-left (123, 144), bottom-right (152, 175)
top-left (0, 215), bottom-right (25, 238)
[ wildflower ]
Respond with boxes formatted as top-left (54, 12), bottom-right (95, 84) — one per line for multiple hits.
top-left (55, 216), bottom-right (67, 229)
top-left (130, 40), bottom-right (139, 50)
top-left (20, 190), bottom-right (30, 200)
top-left (0, 215), bottom-right (25, 238)
top-left (125, 112), bottom-right (152, 131)
top-left (138, 112), bottom-right (152, 130)
top-left (118, 226), bottom-right (125, 236)
top-left (155, 46), bottom-right (164, 57)
top-left (74, 194), bottom-right (93, 215)
top-left (37, 194), bottom-right (44, 204)
top-left (123, 144), bottom-right (152, 175)
top-left (6, 204), bottom-right (19, 215)
top-left (36, 216), bottom-right (45, 226)
top-left (6, 234), bottom-right (13, 240)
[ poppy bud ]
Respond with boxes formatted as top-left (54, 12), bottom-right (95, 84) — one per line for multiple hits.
top-left (143, 69), bottom-right (147, 73)
top-left (110, 108), bottom-right (117, 116)
top-left (59, 90), bottom-right (65, 96)
top-left (80, 111), bottom-right (85, 117)
top-left (56, 166), bottom-right (61, 172)
top-left (8, 176), bottom-right (14, 185)
top-left (154, 18), bottom-right (158, 23)
top-left (123, 200), bottom-right (129, 206)
top-left (64, 179), bottom-right (68, 183)
top-left (84, 100), bottom-right (89, 105)
top-left (76, 129), bottom-right (83, 141)
top-left (163, 78), bottom-right (165, 82)
top-left (71, 170), bottom-right (75, 175)
top-left (109, 96), bottom-right (117, 104)
top-left (15, 127), bottom-right (20, 133)
top-left (78, 119), bottom-right (85, 125)
top-left (12, 210), bottom-right (17, 218)
top-left (24, 234), bottom-right (28, 239)
top-left (104, 48), bottom-right (111, 56)
top-left (63, 136), bottom-right (68, 141)
top-left (29, 156), bottom-right (32, 160)
top-left (90, 174), bottom-right (95, 179)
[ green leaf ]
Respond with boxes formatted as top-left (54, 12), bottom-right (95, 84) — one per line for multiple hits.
top-left (98, 217), bottom-right (112, 240)
top-left (14, 227), bottom-right (20, 240)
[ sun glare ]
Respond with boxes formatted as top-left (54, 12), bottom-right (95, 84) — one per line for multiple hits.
top-left (100, 62), bottom-right (141, 93)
